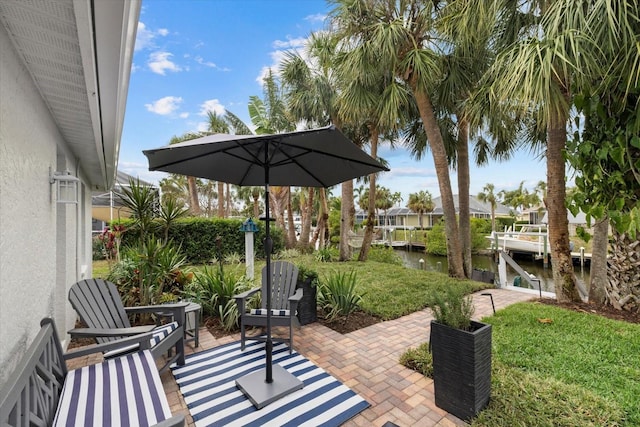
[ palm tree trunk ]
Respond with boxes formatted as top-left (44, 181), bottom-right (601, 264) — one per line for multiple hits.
top-left (607, 229), bottom-right (640, 311)
top-left (252, 189), bottom-right (260, 219)
top-left (457, 119), bottom-right (472, 278)
top-left (187, 176), bottom-right (201, 216)
top-left (547, 114), bottom-right (581, 302)
top-left (226, 183), bottom-right (231, 216)
top-left (286, 187), bottom-right (297, 248)
top-left (217, 182), bottom-right (224, 217)
top-left (299, 187), bottom-right (314, 250)
top-left (412, 87), bottom-right (464, 278)
top-left (340, 179), bottom-right (354, 260)
top-left (320, 187), bottom-right (330, 248)
top-left (589, 215), bottom-right (609, 304)
top-left (358, 128), bottom-right (378, 261)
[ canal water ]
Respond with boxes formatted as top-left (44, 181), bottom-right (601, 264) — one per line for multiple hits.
top-left (395, 249), bottom-right (590, 294)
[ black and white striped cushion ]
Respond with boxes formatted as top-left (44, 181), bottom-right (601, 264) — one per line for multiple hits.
top-left (103, 321), bottom-right (178, 359)
top-left (53, 350), bottom-right (172, 426)
top-left (249, 308), bottom-right (291, 316)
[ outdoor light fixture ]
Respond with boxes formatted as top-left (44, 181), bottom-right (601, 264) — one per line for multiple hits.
top-left (50, 168), bottom-right (79, 204)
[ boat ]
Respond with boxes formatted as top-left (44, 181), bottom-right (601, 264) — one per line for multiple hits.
top-left (487, 225), bottom-right (549, 257)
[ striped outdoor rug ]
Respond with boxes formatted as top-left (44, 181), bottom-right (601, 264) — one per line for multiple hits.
top-left (172, 340), bottom-right (369, 427)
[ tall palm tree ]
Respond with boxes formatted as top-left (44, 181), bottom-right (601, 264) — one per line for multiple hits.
top-left (407, 190), bottom-right (435, 229)
top-left (477, 184), bottom-right (498, 232)
top-left (280, 32), bottom-right (348, 256)
top-left (479, 0), bottom-right (584, 302)
top-left (329, 0), bottom-right (465, 276)
top-left (206, 111), bottom-right (230, 218)
top-left (159, 174), bottom-right (189, 207)
top-left (248, 70), bottom-right (298, 247)
top-left (169, 132), bottom-right (204, 215)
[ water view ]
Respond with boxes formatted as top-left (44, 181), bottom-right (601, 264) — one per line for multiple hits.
top-left (395, 248), bottom-right (590, 294)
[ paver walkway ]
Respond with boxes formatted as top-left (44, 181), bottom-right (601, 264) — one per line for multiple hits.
top-left (162, 287), bottom-right (536, 426)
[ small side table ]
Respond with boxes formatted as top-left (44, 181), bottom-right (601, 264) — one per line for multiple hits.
top-left (184, 302), bottom-right (202, 347)
top-left (158, 302), bottom-right (202, 347)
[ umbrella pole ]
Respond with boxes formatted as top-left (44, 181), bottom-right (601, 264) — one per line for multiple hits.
top-left (264, 182), bottom-right (273, 383)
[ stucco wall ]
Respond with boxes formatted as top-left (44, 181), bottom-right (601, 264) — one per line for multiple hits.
top-left (0, 22), bottom-right (89, 385)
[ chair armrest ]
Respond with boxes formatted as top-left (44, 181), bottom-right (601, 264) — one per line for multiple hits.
top-left (63, 331), bottom-right (155, 360)
top-left (125, 302), bottom-right (188, 326)
top-left (124, 302), bottom-right (189, 314)
top-left (68, 325), bottom-right (155, 338)
top-left (289, 288), bottom-right (304, 313)
top-left (289, 288), bottom-right (303, 302)
top-left (234, 287), bottom-right (261, 315)
top-left (234, 287), bottom-right (261, 301)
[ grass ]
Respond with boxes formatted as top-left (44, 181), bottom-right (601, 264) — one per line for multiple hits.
top-left (93, 254), bottom-right (491, 320)
top-left (402, 301), bottom-right (640, 426)
top-left (93, 259), bottom-right (111, 278)
top-left (257, 254), bottom-right (491, 320)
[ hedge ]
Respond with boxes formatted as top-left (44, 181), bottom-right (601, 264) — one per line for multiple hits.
top-left (114, 217), bottom-right (284, 264)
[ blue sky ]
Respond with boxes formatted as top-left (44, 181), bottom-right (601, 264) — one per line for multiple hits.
top-left (119, 0), bottom-right (548, 203)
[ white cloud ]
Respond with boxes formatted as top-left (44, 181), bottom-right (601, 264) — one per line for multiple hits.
top-left (195, 121), bottom-right (210, 133)
top-left (144, 96), bottom-right (183, 115)
top-left (179, 112), bottom-right (190, 119)
top-left (198, 99), bottom-right (225, 116)
top-left (148, 51), bottom-right (182, 75)
top-left (305, 13), bottom-right (326, 24)
top-left (134, 22), bottom-right (169, 52)
top-left (390, 167), bottom-right (436, 178)
top-left (272, 37), bottom-right (307, 50)
top-left (256, 36), bottom-right (312, 85)
top-left (195, 56), bottom-right (217, 68)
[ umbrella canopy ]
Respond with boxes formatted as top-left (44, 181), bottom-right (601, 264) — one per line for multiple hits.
top-left (143, 125), bottom-right (388, 407)
top-left (143, 125), bottom-right (387, 187)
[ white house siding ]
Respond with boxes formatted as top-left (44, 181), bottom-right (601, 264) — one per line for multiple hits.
top-left (0, 22), bottom-right (89, 384)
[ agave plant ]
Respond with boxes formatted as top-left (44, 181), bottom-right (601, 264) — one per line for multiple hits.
top-left (185, 264), bottom-right (254, 331)
top-left (318, 269), bottom-right (364, 322)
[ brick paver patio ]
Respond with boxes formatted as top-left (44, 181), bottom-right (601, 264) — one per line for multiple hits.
top-left (161, 287), bottom-right (536, 426)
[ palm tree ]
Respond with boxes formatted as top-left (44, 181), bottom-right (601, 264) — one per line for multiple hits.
top-left (560, 1), bottom-right (639, 310)
top-left (475, 0), bottom-right (588, 301)
top-left (329, 0), bottom-right (465, 277)
top-left (280, 32), bottom-right (349, 257)
top-left (477, 184), bottom-right (498, 232)
top-left (206, 111), bottom-right (231, 218)
top-left (407, 190), bottom-right (435, 229)
top-left (159, 174), bottom-right (189, 207)
top-left (169, 132), bottom-right (204, 215)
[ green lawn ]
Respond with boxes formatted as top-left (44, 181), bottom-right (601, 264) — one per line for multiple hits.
top-left (404, 302), bottom-right (640, 426)
top-left (478, 302), bottom-right (640, 426)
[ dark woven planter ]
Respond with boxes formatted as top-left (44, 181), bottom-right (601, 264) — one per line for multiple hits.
top-left (296, 277), bottom-right (317, 325)
top-left (431, 320), bottom-right (492, 421)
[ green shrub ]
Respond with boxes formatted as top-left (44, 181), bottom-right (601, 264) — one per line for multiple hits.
top-left (108, 238), bottom-right (192, 308)
top-left (277, 248), bottom-right (301, 259)
top-left (430, 287), bottom-right (475, 330)
top-left (400, 342), bottom-right (433, 377)
top-left (470, 218), bottom-right (493, 252)
top-left (116, 217), bottom-right (284, 264)
top-left (425, 221), bottom-right (447, 256)
top-left (367, 246), bottom-right (403, 265)
top-left (318, 270), bottom-right (364, 321)
top-left (183, 264), bottom-right (253, 331)
top-left (92, 235), bottom-right (106, 260)
top-left (314, 247), bottom-right (335, 262)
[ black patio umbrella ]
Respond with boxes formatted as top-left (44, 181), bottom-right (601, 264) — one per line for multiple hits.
top-left (143, 125), bottom-right (388, 406)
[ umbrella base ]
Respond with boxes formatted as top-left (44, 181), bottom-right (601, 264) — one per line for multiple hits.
top-left (236, 364), bottom-right (304, 409)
